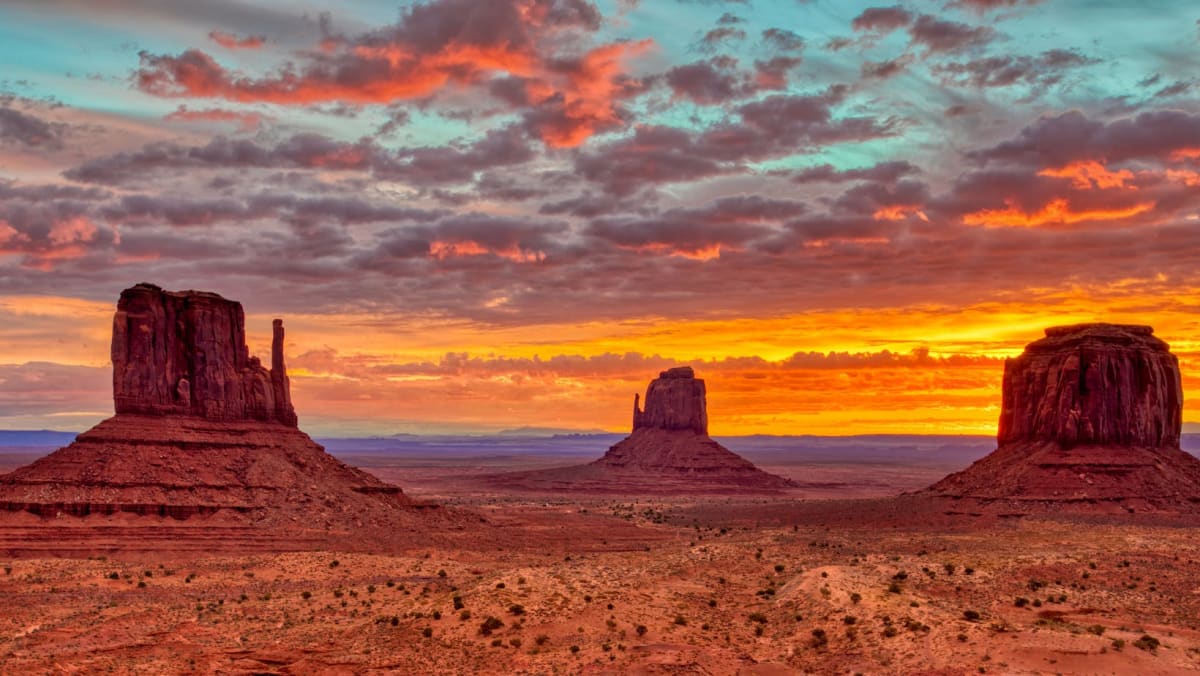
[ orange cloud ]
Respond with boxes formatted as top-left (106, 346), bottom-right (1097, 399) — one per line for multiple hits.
top-left (963, 198), bottom-right (1155, 228)
top-left (1170, 148), bottom-right (1200, 161)
top-left (872, 205), bottom-right (928, 221)
top-left (524, 40), bottom-right (654, 148)
top-left (1166, 169), bottom-right (1200, 187)
top-left (137, 7), bottom-right (654, 147)
top-left (1037, 160), bottom-right (1135, 190)
top-left (429, 239), bottom-right (545, 263)
top-left (208, 31), bottom-right (265, 50)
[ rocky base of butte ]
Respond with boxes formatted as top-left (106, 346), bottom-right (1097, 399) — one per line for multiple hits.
top-left (928, 323), bottom-right (1200, 511)
top-left (485, 367), bottom-right (796, 494)
top-left (0, 284), bottom-right (448, 554)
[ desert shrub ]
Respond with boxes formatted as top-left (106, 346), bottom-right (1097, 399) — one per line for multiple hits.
top-left (535, 634), bottom-right (550, 646)
top-left (944, 563), bottom-right (956, 575)
top-left (459, 610), bottom-right (471, 621)
top-left (636, 624), bottom-right (647, 636)
top-left (479, 616), bottom-right (504, 635)
top-left (367, 585), bottom-right (376, 594)
top-left (748, 612), bottom-right (768, 624)
top-left (887, 582), bottom-right (902, 594)
top-left (390, 616), bottom-right (399, 626)
top-left (892, 571), bottom-right (908, 581)
top-left (422, 627), bottom-right (432, 638)
top-left (386, 580), bottom-right (394, 587)
top-left (570, 645), bottom-right (580, 654)
top-left (774, 564), bottom-right (785, 573)
top-left (1086, 624), bottom-right (1105, 636)
top-left (754, 626), bottom-right (764, 636)
top-left (509, 638), bottom-right (522, 648)
top-left (495, 582), bottom-right (505, 589)
top-left (809, 628), bottom-right (828, 648)
top-left (963, 610), bottom-right (981, 621)
top-left (509, 604), bottom-right (525, 615)
top-left (883, 625), bottom-right (898, 638)
top-left (957, 633), bottom-right (968, 642)
top-left (108, 572), bottom-right (120, 580)
top-left (674, 615), bottom-right (687, 626)
top-left (1014, 597), bottom-right (1029, 607)
top-left (1111, 638), bottom-right (1125, 651)
top-left (137, 581), bottom-right (146, 588)
top-left (301, 591), bottom-right (312, 600)
top-left (1133, 634), bottom-right (1160, 652)
top-left (850, 592), bottom-right (862, 604)
top-left (453, 595), bottom-right (464, 610)
top-left (491, 638), bottom-right (503, 647)
top-left (708, 599), bottom-right (717, 607)
top-left (329, 560), bottom-right (339, 568)
top-left (437, 570), bottom-right (446, 578)
top-left (843, 615), bottom-right (857, 625)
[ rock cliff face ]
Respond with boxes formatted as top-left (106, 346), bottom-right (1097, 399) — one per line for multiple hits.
top-left (0, 284), bottom-right (425, 552)
top-left (632, 366), bottom-right (708, 435)
top-left (112, 283), bottom-right (297, 426)
top-left (997, 324), bottom-right (1181, 449)
top-left (930, 323), bottom-right (1200, 509)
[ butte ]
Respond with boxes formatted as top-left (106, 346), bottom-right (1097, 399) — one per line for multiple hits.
top-left (928, 323), bottom-right (1200, 512)
top-left (0, 283), bottom-right (437, 556)
top-left (485, 366), bottom-right (796, 494)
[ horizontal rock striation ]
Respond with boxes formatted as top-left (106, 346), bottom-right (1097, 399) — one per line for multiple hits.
top-left (930, 323), bottom-right (1200, 509)
top-left (112, 282), bottom-right (296, 426)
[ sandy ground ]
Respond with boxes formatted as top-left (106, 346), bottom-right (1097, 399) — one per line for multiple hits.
top-left (3, 499), bottom-right (1200, 674)
top-left (2, 452), bottom-right (1200, 674)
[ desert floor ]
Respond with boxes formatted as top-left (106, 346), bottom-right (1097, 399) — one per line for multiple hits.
top-left (2, 454), bottom-right (1200, 675)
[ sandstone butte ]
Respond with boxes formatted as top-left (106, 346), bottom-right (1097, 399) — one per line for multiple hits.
top-left (485, 366), bottom-right (797, 493)
top-left (929, 323), bottom-right (1200, 510)
top-left (0, 283), bottom-right (438, 554)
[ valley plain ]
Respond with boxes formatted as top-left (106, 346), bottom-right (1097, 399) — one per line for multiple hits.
top-left (3, 436), bottom-right (1200, 675)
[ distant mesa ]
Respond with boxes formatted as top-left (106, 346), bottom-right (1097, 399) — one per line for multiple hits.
top-left (0, 283), bottom-right (425, 553)
top-left (929, 323), bottom-right (1200, 509)
top-left (484, 366), bottom-right (796, 494)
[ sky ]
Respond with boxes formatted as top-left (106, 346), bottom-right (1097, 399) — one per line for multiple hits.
top-left (0, 0), bottom-right (1199, 437)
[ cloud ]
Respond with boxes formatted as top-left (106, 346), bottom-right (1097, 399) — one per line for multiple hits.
top-left (908, 14), bottom-right (994, 53)
top-left (851, 6), bottom-right (913, 34)
top-left (972, 110), bottom-right (1200, 167)
top-left (0, 106), bottom-right (65, 148)
top-left (164, 105), bottom-right (264, 130)
top-left (933, 49), bottom-right (1096, 89)
top-left (790, 161), bottom-right (920, 184)
top-left (208, 30), bottom-right (266, 50)
top-left (133, 0), bottom-right (653, 147)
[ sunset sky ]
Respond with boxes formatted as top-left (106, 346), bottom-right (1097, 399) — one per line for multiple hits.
top-left (1, 0), bottom-right (1199, 437)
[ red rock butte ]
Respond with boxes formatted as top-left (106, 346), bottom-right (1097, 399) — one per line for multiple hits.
top-left (484, 366), bottom-right (796, 494)
top-left (929, 323), bottom-right (1200, 510)
top-left (0, 283), bottom-right (435, 556)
